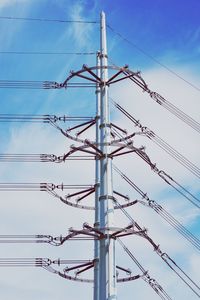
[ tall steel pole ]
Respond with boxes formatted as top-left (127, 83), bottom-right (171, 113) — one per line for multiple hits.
top-left (94, 51), bottom-right (101, 300)
top-left (99, 11), bottom-right (117, 300)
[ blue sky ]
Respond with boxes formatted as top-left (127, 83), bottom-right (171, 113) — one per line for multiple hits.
top-left (0, 1), bottom-right (200, 300)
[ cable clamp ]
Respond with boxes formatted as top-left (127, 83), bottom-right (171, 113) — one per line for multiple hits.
top-left (99, 195), bottom-right (115, 201)
top-left (99, 53), bottom-right (108, 59)
top-left (99, 123), bottom-right (111, 129)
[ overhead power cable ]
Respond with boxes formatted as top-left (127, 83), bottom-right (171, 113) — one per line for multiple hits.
top-left (0, 114), bottom-right (92, 123)
top-left (111, 125), bottom-right (200, 209)
top-left (0, 234), bottom-right (93, 244)
top-left (115, 200), bottom-right (200, 297)
top-left (157, 170), bottom-right (200, 209)
top-left (117, 239), bottom-right (173, 300)
top-left (0, 258), bottom-right (45, 267)
top-left (0, 16), bottom-right (98, 24)
top-left (161, 253), bottom-right (200, 297)
top-left (0, 80), bottom-right (58, 89)
top-left (0, 80), bottom-right (95, 89)
top-left (0, 113), bottom-right (96, 147)
top-left (146, 91), bottom-right (200, 134)
top-left (113, 165), bottom-right (200, 251)
top-left (0, 257), bottom-right (94, 278)
top-left (0, 181), bottom-right (96, 210)
top-left (0, 154), bottom-right (94, 163)
top-left (0, 183), bottom-right (92, 192)
top-left (133, 147), bottom-right (200, 209)
top-left (0, 258), bottom-right (92, 266)
top-left (120, 69), bottom-right (200, 135)
top-left (0, 51), bottom-right (95, 55)
top-left (107, 24), bottom-right (200, 93)
top-left (111, 98), bottom-right (200, 179)
top-left (0, 154), bottom-right (59, 163)
top-left (0, 257), bottom-right (95, 282)
top-left (143, 200), bottom-right (200, 251)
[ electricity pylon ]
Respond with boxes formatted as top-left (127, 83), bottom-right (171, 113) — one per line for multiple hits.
top-left (98, 11), bottom-right (116, 300)
top-left (60, 11), bottom-right (141, 299)
top-left (1, 10), bottom-right (199, 300)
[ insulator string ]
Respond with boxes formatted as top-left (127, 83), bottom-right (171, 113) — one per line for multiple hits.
top-left (148, 92), bottom-right (200, 134)
top-left (111, 98), bottom-right (200, 179)
top-left (0, 154), bottom-right (94, 163)
top-left (0, 258), bottom-right (92, 267)
top-left (118, 70), bottom-right (200, 134)
top-left (0, 235), bottom-right (93, 244)
top-left (0, 183), bottom-right (93, 192)
top-left (115, 199), bottom-right (200, 297)
top-left (113, 165), bottom-right (200, 250)
top-left (0, 114), bottom-right (93, 123)
top-left (117, 239), bottom-right (173, 300)
top-left (0, 80), bottom-right (95, 89)
top-left (111, 126), bottom-right (200, 209)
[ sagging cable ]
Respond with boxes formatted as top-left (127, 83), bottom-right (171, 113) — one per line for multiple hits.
top-left (117, 239), bottom-right (173, 300)
top-left (111, 98), bottom-right (200, 179)
top-left (115, 199), bottom-right (200, 297)
top-left (113, 165), bottom-right (200, 251)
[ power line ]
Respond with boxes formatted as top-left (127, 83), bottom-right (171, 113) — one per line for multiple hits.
top-left (111, 124), bottom-right (200, 209)
top-left (117, 239), bottom-right (173, 300)
top-left (0, 80), bottom-right (57, 89)
top-left (111, 98), bottom-right (200, 179)
top-left (0, 154), bottom-right (94, 162)
top-left (113, 166), bottom-right (200, 251)
top-left (121, 69), bottom-right (200, 134)
top-left (116, 203), bottom-right (200, 298)
top-left (0, 16), bottom-right (98, 24)
top-left (1, 12), bottom-right (198, 298)
top-left (0, 257), bottom-right (95, 283)
top-left (0, 51), bottom-right (96, 55)
top-left (107, 24), bottom-right (200, 93)
top-left (136, 150), bottom-right (200, 209)
top-left (0, 180), bottom-right (96, 211)
top-left (0, 154), bottom-right (59, 163)
top-left (0, 113), bottom-right (96, 148)
top-left (147, 91), bottom-right (200, 134)
top-left (157, 170), bottom-right (200, 209)
top-left (0, 234), bottom-right (93, 244)
top-left (0, 80), bottom-right (95, 89)
top-left (0, 183), bottom-right (93, 192)
top-left (107, 66), bottom-right (200, 135)
top-left (0, 114), bottom-right (92, 123)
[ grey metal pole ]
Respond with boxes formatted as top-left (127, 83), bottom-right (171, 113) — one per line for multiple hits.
top-left (99, 11), bottom-right (117, 300)
top-left (94, 51), bottom-right (101, 300)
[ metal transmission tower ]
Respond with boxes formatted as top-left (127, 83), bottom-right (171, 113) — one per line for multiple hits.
top-left (99, 11), bottom-right (116, 300)
top-left (1, 10), bottom-right (200, 300)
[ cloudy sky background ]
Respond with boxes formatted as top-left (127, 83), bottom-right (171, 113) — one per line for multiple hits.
top-left (0, 0), bottom-right (199, 299)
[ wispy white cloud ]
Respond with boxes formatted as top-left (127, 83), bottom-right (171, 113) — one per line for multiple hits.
top-left (0, 0), bottom-right (27, 8)
top-left (0, 64), bottom-right (199, 300)
top-left (64, 1), bottom-right (97, 49)
top-left (0, 1), bottom-right (199, 298)
top-left (0, 0), bottom-right (32, 49)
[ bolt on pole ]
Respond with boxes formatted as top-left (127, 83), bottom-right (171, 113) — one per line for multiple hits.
top-left (99, 11), bottom-right (117, 300)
